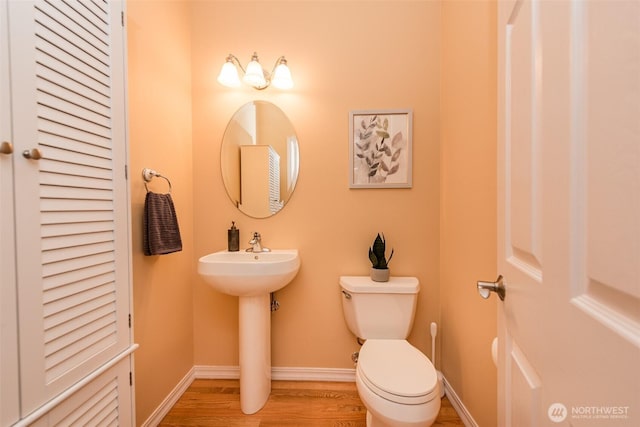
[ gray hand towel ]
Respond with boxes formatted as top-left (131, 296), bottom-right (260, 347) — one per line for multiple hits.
top-left (143, 192), bottom-right (182, 255)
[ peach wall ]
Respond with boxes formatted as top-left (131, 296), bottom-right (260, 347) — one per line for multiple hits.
top-left (126, 1), bottom-right (194, 424)
top-left (190, 1), bottom-right (441, 369)
top-left (126, 1), bottom-right (500, 424)
top-left (441, 1), bottom-right (498, 426)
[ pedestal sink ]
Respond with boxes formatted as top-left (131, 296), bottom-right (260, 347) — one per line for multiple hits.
top-left (197, 249), bottom-right (300, 414)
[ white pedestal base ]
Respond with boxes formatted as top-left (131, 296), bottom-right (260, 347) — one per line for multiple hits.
top-left (238, 294), bottom-right (271, 414)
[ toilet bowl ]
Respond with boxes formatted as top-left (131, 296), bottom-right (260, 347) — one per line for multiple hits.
top-left (356, 339), bottom-right (440, 427)
top-left (339, 276), bottom-right (441, 427)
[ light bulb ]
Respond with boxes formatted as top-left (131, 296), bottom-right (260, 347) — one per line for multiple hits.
top-left (243, 53), bottom-right (267, 88)
top-left (272, 58), bottom-right (293, 89)
top-left (217, 58), bottom-right (241, 87)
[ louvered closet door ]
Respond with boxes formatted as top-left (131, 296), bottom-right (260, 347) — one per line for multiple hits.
top-left (7, 0), bottom-right (131, 416)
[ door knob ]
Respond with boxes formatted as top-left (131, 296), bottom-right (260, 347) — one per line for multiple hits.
top-left (0, 141), bottom-right (13, 155)
top-left (22, 148), bottom-right (43, 160)
top-left (477, 275), bottom-right (506, 301)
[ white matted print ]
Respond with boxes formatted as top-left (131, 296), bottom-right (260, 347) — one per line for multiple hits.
top-left (349, 109), bottom-right (412, 188)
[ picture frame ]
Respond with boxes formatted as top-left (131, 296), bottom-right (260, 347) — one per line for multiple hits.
top-left (349, 109), bottom-right (413, 188)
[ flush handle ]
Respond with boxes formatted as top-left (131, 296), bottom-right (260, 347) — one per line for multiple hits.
top-left (341, 290), bottom-right (352, 300)
top-left (477, 275), bottom-right (506, 301)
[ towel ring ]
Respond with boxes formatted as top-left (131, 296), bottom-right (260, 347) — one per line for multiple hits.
top-left (142, 168), bottom-right (172, 193)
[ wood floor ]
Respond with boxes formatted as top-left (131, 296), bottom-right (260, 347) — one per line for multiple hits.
top-left (159, 379), bottom-right (464, 426)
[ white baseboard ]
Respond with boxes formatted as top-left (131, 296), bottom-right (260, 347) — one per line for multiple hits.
top-left (193, 364), bottom-right (240, 379)
top-left (140, 366), bottom-right (195, 427)
top-left (193, 364), bottom-right (356, 382)
top-left (272, 366), bottom-right (356, 382)
top-left (442, 376), bottom-right (479, 427)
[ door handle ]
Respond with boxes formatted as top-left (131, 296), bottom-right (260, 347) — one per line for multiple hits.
top-left (477, 275), bottom-right (506, 301)
top-left (22, 148), bottom-right (43, 160)
top-left (0, 141), bottom-right (13, 155)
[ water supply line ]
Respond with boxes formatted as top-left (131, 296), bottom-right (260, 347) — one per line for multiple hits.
top-left (430, 322), bottom-right (445, 398)
top-left (270, 292), bottom-right (280, 312)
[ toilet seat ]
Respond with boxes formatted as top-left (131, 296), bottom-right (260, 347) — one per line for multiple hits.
top-left (357, 339), bottom-right (439, 405)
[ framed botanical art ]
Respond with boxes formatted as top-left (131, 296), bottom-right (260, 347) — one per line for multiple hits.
top-left (349, 109), bottom-right (413, 188)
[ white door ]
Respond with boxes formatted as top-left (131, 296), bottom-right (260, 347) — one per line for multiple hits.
top-left (497, 1), bottom-right (639, 426)
top-left (6, 0), bottom-right (133, 417)
top-left (0, 1), bottom-right (20, 424)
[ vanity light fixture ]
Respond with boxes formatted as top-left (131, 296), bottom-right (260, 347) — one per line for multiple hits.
top-left (217, 52), bottom-right (293, 90)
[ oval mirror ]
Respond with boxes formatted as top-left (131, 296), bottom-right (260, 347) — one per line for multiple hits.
top-left (221, 101), bottom-right (300, 218)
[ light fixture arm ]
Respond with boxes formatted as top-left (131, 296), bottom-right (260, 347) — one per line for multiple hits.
top-left (225, 54), bottom-right (247, 75)
top-left (255, 57), bottom-right (290, 91)
top-left (268, 56), bottom-right (287, 78)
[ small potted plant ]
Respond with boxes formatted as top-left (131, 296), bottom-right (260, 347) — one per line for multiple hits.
top-left (369, 233), bottom-right (394, 282)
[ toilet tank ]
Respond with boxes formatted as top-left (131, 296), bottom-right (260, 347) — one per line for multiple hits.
top-left (339, 276), bottom-right (419, 339)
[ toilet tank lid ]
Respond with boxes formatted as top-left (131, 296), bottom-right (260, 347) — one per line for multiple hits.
top-left (339, 276), bottom-right (419, 294)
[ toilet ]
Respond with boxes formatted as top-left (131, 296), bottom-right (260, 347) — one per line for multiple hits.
top-left (340, 276), bottom-right (440, 427)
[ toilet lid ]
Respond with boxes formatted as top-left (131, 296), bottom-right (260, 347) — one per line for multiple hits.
top-left (357, 339), bottom-right (439, 405)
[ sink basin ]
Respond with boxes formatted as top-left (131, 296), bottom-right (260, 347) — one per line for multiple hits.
top-left (198, 249), bottom-right (300, 296)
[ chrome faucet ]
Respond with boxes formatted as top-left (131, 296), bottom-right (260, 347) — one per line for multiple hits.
top-left (246, 232), bottom-right (270, 253)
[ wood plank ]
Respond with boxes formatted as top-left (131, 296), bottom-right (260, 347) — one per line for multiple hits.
top-left (159, 379), bottom-right (464, 426)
